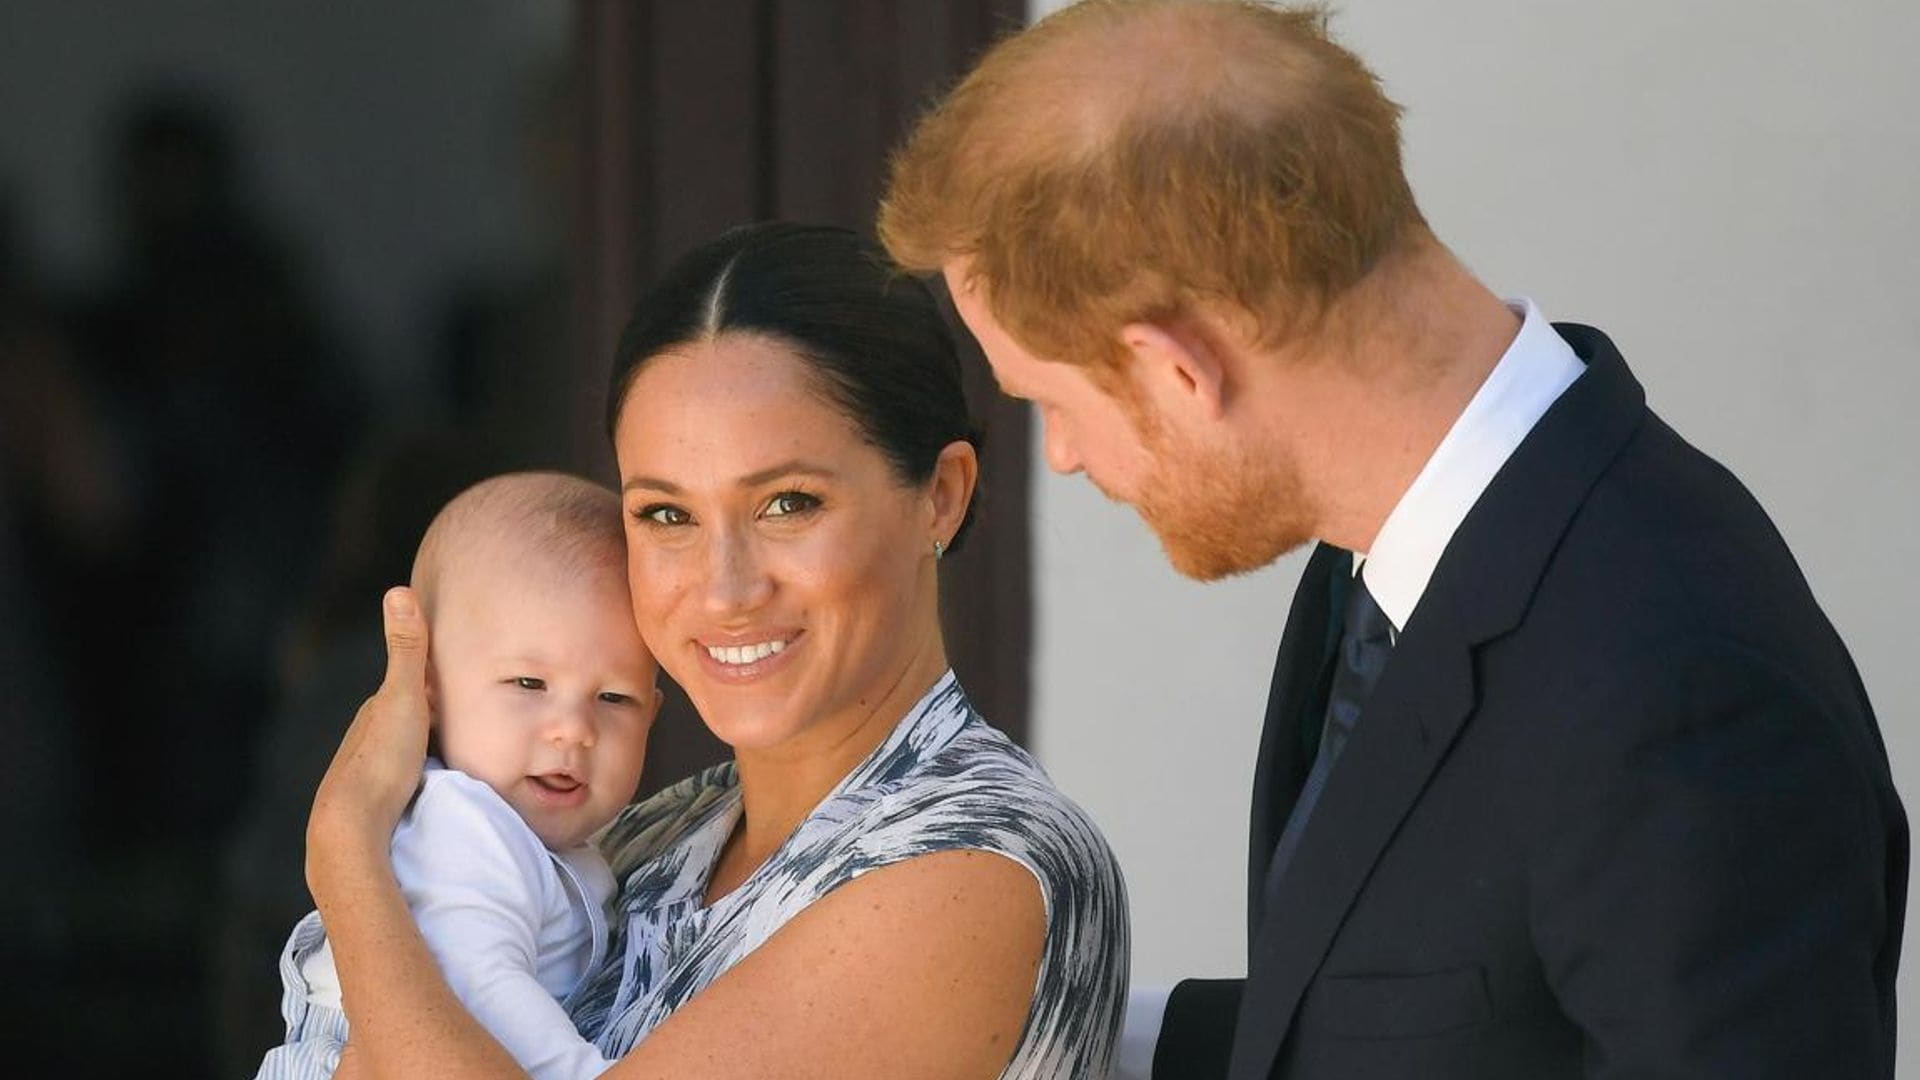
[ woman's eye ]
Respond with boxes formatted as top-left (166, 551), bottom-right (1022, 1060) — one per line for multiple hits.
top-left (763, 491), bottom-right (820, 518)
top-left (512, 676), bottom-right (546, 691)
top-left (636, 504), bottom-right (691, 527)
top-left (598, 691), bottom-right (635, 706)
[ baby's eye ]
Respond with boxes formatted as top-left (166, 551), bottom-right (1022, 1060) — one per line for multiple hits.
top-left (762, 491), bottom-right (820, 518)
top-left (511, 676), bottom-right (546, 691)
top-left (598, 691), bottom-right (635, 706)
top-left (635, 503), bottom-right (691, 527)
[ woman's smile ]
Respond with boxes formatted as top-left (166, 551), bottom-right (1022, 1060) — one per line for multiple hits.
top-left (695, 629), bottom-right (804, 682)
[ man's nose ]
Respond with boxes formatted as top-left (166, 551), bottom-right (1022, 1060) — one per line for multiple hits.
top-left (1042, 418), bottom-right (1083, 476)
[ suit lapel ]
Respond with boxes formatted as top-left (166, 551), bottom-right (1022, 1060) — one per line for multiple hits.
top-left (1246, 542), bottom-right (1346, 938)
top-left (1227, 323), bottom-right (1649, 1079)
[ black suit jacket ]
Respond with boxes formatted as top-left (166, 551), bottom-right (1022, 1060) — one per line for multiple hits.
top-left (1154, 324), bottom-right (1906, 1079)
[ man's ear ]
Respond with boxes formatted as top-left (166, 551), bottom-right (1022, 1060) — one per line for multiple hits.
top-left (1117, 317), bottom-right (1228, 420)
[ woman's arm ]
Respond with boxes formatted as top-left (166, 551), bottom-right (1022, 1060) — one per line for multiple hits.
top-left (603, 848), bottom-right (1044, 1080)
top-left (335, 848), bottom-right (1043, 1079)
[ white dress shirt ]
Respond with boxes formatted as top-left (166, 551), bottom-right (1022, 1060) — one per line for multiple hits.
top-left (1115, 299), bottom-right (1585, 1079)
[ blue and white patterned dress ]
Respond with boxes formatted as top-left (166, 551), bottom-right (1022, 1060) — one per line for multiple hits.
top-left (568, 672), bottom-right (1129, 1077)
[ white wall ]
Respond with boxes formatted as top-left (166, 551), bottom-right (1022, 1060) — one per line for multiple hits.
top-left (1024, 0), bottom-right (1920, 1068)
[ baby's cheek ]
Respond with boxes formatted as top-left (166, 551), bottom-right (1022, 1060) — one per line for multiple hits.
top-left (434, 718), bottom-right (514, 791)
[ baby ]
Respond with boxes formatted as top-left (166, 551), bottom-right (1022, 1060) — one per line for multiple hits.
top-left (257, 472), bottom-right (659, 1080)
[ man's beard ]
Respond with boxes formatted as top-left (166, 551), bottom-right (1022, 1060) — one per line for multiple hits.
top-left (1127, 420), bottom-right (1315, 582)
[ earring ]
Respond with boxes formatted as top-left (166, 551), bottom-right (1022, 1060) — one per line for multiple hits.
top-left (933, 539), bottom-right (948, 561)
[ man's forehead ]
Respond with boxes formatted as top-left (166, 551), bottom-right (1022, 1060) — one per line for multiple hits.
top-left (969, 329), bottom-right (1039, 399)
top-left (986, 366), bottom-right (1027, 401)
top-left (932, 258), bottom-right (1104, 403)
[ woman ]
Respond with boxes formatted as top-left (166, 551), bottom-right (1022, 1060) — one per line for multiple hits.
top-left (306, 223), bottom-right (1127, 1078)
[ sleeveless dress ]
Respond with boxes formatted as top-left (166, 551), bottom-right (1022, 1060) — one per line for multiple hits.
top-left (567, 672), bottom-right (1128, 1077)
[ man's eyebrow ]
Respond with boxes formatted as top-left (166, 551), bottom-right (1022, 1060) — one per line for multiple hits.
top-left (620, 460), bottom-right (837, 496)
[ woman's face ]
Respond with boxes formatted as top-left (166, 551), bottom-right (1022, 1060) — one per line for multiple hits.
top-left (612, 333), bottom-right (964, 756)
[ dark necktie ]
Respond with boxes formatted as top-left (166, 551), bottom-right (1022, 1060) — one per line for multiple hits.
top-left (1263, 570), bottom-right (1395, 902)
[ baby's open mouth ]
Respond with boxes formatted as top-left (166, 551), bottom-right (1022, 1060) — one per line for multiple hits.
top-left (531, 773), bottom-right (583, 794)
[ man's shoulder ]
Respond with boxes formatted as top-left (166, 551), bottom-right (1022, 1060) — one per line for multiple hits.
top-left (1552, 409), bottom-right (1823, 636)
top-left (1456, 404), bottom-right (1869, 765)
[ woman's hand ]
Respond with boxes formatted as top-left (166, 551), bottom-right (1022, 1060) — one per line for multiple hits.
top-left (305, 586), bottom-right (432, 903)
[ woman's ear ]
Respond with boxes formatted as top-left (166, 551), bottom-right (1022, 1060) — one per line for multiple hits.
top-left (1117, 316), bottom-right (1229, 421)
top-left (926, 439), bottom-right (980, 551)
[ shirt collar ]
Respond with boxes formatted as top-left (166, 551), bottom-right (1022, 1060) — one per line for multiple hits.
top-left (1356, 298), bottom-right (1586, 632)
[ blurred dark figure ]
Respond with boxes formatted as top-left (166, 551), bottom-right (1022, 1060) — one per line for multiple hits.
top-left (12, 89), bottom-right (371, 1072)
top-left (69, 90), bottom-right (367, 843)
top-left (210, 426), bottom-right (502, 1076)
top-left (0, 188), bottom-right (92, 1059)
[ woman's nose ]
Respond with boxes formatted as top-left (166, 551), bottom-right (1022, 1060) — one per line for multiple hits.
top-left (703, 527), bottom-right (773, 615)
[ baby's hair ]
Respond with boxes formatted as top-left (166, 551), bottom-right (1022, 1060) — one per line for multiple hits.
top-left (410, 471), bottom-right (625, 617)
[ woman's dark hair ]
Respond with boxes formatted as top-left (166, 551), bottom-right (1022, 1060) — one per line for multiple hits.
top-left (607, 222), bottom-right (983, 551)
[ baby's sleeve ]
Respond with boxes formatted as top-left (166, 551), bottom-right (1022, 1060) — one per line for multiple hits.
top-left (254, 1035), bottom-right (343, 1080)
top-left (393, 773), bottom-right (618, 1080)
top-left (252, 912), bottom-right (348, 1080)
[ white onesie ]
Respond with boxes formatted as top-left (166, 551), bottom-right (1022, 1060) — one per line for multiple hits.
top-left (255, 763), bottom-right (619, 1080)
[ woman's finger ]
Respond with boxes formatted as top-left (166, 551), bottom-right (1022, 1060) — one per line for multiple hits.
top-left (351, 585), bottom-right (432, 789)
top-left (378, 585), bottom-right (429, 704)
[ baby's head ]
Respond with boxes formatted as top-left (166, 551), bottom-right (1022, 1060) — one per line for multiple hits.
top-left (411, 471), bottom-right (658, 850)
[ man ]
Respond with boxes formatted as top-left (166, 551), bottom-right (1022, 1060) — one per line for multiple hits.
top-left (879, 2), bottom-right (1906, 1078)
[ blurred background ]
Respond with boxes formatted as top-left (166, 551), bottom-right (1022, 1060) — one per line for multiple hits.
top-left (3, 0), bottom-right (1918, 1076)
top-left (0, 1), bottom-right (1025, 1073)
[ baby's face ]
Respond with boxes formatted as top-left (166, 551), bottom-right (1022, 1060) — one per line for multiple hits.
top-left (430, 557), bottom-right (657, 850)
